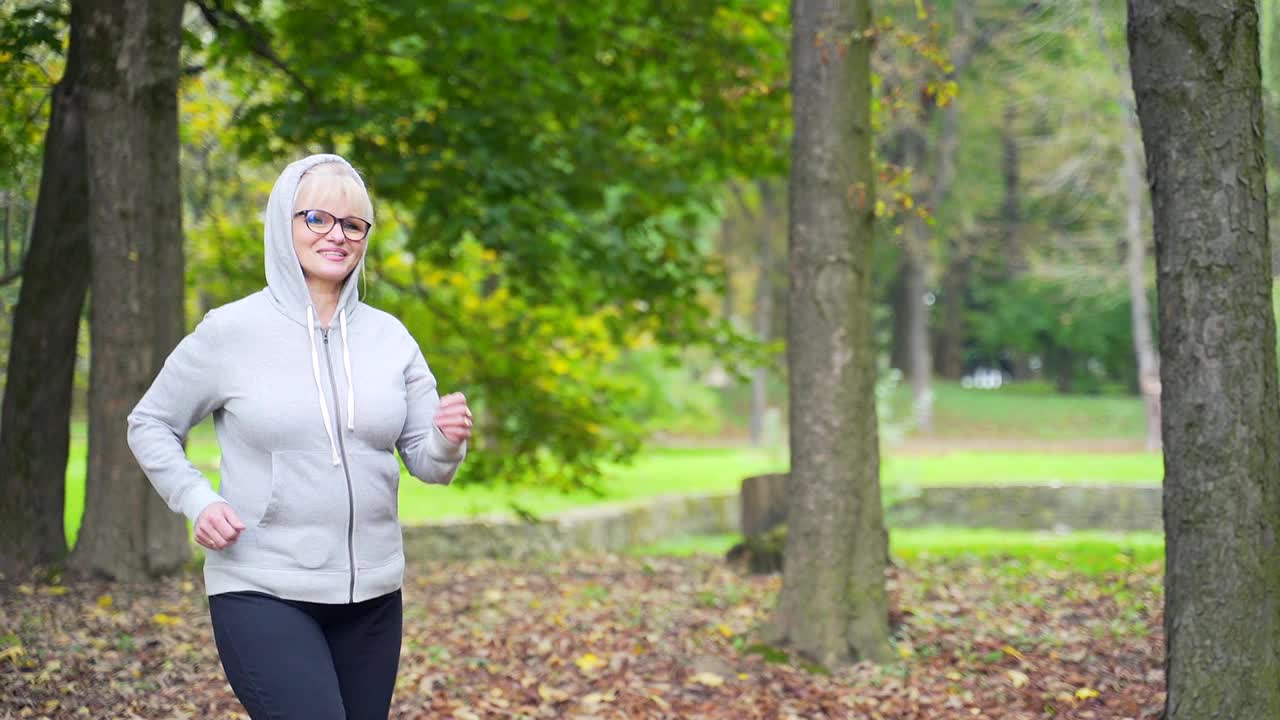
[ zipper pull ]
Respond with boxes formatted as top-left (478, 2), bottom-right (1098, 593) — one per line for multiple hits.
top-left (323, 329), bottom-right (329, 344)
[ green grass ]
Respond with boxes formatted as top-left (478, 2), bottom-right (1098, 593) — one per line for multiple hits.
top-left (630, 528), bottom-right (1165, 576)
top-left (398, 446), bottom-right (786, 523)
top-left (887, 381), bottom-right (1148, 441)
top-left (883, 452), bottom-right (1161, 488)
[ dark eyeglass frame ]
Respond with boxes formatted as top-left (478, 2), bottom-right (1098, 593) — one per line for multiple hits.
top-left (293, 209), bottom-right (373, 241)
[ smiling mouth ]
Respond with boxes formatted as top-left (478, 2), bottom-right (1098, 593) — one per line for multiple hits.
top-left (318, 250), bottom-right (348, 261)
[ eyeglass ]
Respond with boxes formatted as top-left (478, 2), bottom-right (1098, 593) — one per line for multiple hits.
top-left (294, 209), bottom-right (372, 241)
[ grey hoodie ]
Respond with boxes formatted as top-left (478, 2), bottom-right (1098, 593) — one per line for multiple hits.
top-left (127, 153), bottom-right (465, 603)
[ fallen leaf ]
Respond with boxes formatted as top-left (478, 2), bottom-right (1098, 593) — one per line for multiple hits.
top-left (1007, 670), bottom-right (1030, 689)
top-left (538, 684), bottom-right (570, 703)
top-left (691, 671), bottom-right (725, 687)
top-left (0, 644), bottom-right (24, 662)
top-left (581, 689), bottom-right (616, 705)
top-left (1076, 687), bottom-right (1101, 700)
top-left (574, 652), bottom-right (605, 672)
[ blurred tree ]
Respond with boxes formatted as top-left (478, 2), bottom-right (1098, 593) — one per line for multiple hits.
top-left (186, 0), bottom-right (789, 488)
top-left (0, 0), bottom-right (88, 574)
top-left (69, 0), bottom-right (190, 581)
top-left (1089, 0), bottom-right (1160, 449)
top-left (769, 0), bottom-right (892, 666)
top-left (1130, 1), bottom-right (1280, 716)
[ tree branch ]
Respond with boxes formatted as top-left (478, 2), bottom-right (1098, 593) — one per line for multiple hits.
top-left (190, 0), bottom-right (319, 109)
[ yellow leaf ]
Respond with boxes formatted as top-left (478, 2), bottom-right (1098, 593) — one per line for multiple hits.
top-left (717, 624), bottom-right (734, 638)
top-left (537, 684), bottom-right (569, 703)
top-left (897, 643), bottom-right (914, 659)
top-left (581, 690), bottom-right (616, 705)
top-left (1007, 670), bottom-right (1030, 688)
top-left (574, 652), bottom-right (605, 672)
top-left (151, 613), bottom-right (182, 626)
top-left (96, 594), bottom-right (113, 609)
top-left (737, 673), bottom-right (749, 680)
top-left (1075, 687), bottom-right (1100, 700)
top-left (17, 584), bottom-right (33, 595)
top-left (691, 671), bottom-right (725, 687)
top-left (0, 644), bottom-right (24, 663)
top-left (42, 585), bottom-right (69, 596)
top-left (1002, 645), bottom-right (1026, 661)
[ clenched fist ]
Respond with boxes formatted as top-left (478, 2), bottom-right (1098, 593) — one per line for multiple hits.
top-left (434, 392), bottom-right (473, 445)
top-left (195, 502), bottom-right (245, 551)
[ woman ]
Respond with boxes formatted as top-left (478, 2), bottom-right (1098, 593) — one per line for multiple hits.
top-left (127, 154), bottom-right (471, 719)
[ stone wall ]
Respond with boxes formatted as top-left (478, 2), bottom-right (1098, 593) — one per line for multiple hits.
top-left (887, 485), bottom-right (1163, 533)
top-left (403, 492), bottom-right (740, 561)
top-left (403, 483), bottom-right (1163, 561)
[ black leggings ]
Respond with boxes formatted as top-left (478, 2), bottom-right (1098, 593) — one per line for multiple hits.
top-left (208, 589), bottom-right (402, 720)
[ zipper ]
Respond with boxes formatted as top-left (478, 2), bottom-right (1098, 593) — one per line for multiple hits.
top-left (322, 329), bottom-right (358, 603)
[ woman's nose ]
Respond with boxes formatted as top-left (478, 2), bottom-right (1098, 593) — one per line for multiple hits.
top-left (326, 222), bottom-right (347, 242)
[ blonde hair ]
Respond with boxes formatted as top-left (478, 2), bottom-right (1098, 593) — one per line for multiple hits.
top-left (293, 162), bottom-right (374, 224)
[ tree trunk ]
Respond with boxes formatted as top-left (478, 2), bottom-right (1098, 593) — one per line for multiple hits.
top-left (750, 181), bottom-right (777, 446)
top-left (1092, 0), bottom-right (1161, 450)
top-left (936, 249), bottom-right (969, 380)
top-left (888, 261), bottom-right (911, 371)
top-left (1120, 112), bottom-right (1162, 450)
top-left (900, 126), bottom-right (933, 431)
top-left (904, 236), bottom-right (932, 430)
top-left (933, 0), bottom-right (976, 382)
top-left (0, 4), bottom-right (91, 575)
top-left (1000, 104), bottom-right (1025, 277)
top-left (70, 0), bottom-right (190, 580)
top-left (769, 0), bottom-right (892, 667)
top-left (1129, 2), bottom-right (1280, 717)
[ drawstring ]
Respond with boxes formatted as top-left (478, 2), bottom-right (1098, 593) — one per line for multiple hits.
top-left (339, 308), bottom-right (355, 431)
top-left (307, 305), bottom-right (342, 466)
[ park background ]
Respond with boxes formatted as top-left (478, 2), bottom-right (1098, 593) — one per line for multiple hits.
top-left (1, 0), bottom-right (1278, 718)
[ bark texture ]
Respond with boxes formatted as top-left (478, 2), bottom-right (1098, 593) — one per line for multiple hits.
top-left (770, 0), bottom-right (892, 666)
top-left (1129, 1), bottom-right (1280, 717)
top-left (69, 0), bottom-right (191, 580)
top-left (0, 3), bottom-right (91, 575)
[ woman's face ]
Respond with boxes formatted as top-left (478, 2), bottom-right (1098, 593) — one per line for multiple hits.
top-left (291, 200), bottom-right (369, 291)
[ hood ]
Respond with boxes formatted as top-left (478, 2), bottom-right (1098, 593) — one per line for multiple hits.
top-left (264, 153), bottom-right (372, 328)
top-left (263, 153), bottom-right (371, 465)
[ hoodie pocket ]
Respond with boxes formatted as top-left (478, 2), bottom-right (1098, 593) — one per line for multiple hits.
top-left (256, 450), bottom-right (349, 570)
top-left (348, 450), bottom-right (402, 568)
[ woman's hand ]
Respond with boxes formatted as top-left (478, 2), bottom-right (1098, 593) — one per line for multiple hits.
top-left (195, 502), bottom-right (246, 551)
top-left (434, 392), bottom-right (473, 444)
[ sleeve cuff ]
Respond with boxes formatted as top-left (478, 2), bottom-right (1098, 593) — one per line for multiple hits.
top-left (427, 424), bottom-right (467, 462)
top-left (179, 485), bottom-right (227, 524)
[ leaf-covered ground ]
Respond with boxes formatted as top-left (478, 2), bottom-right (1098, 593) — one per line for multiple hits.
top-left (1, 553), bottom-right (1163, 719)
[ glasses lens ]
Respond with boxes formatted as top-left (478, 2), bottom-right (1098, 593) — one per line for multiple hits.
top-left (304, 210), bottom-right (335, 234)
top-left (341, 217), bottom-right (370, 240)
